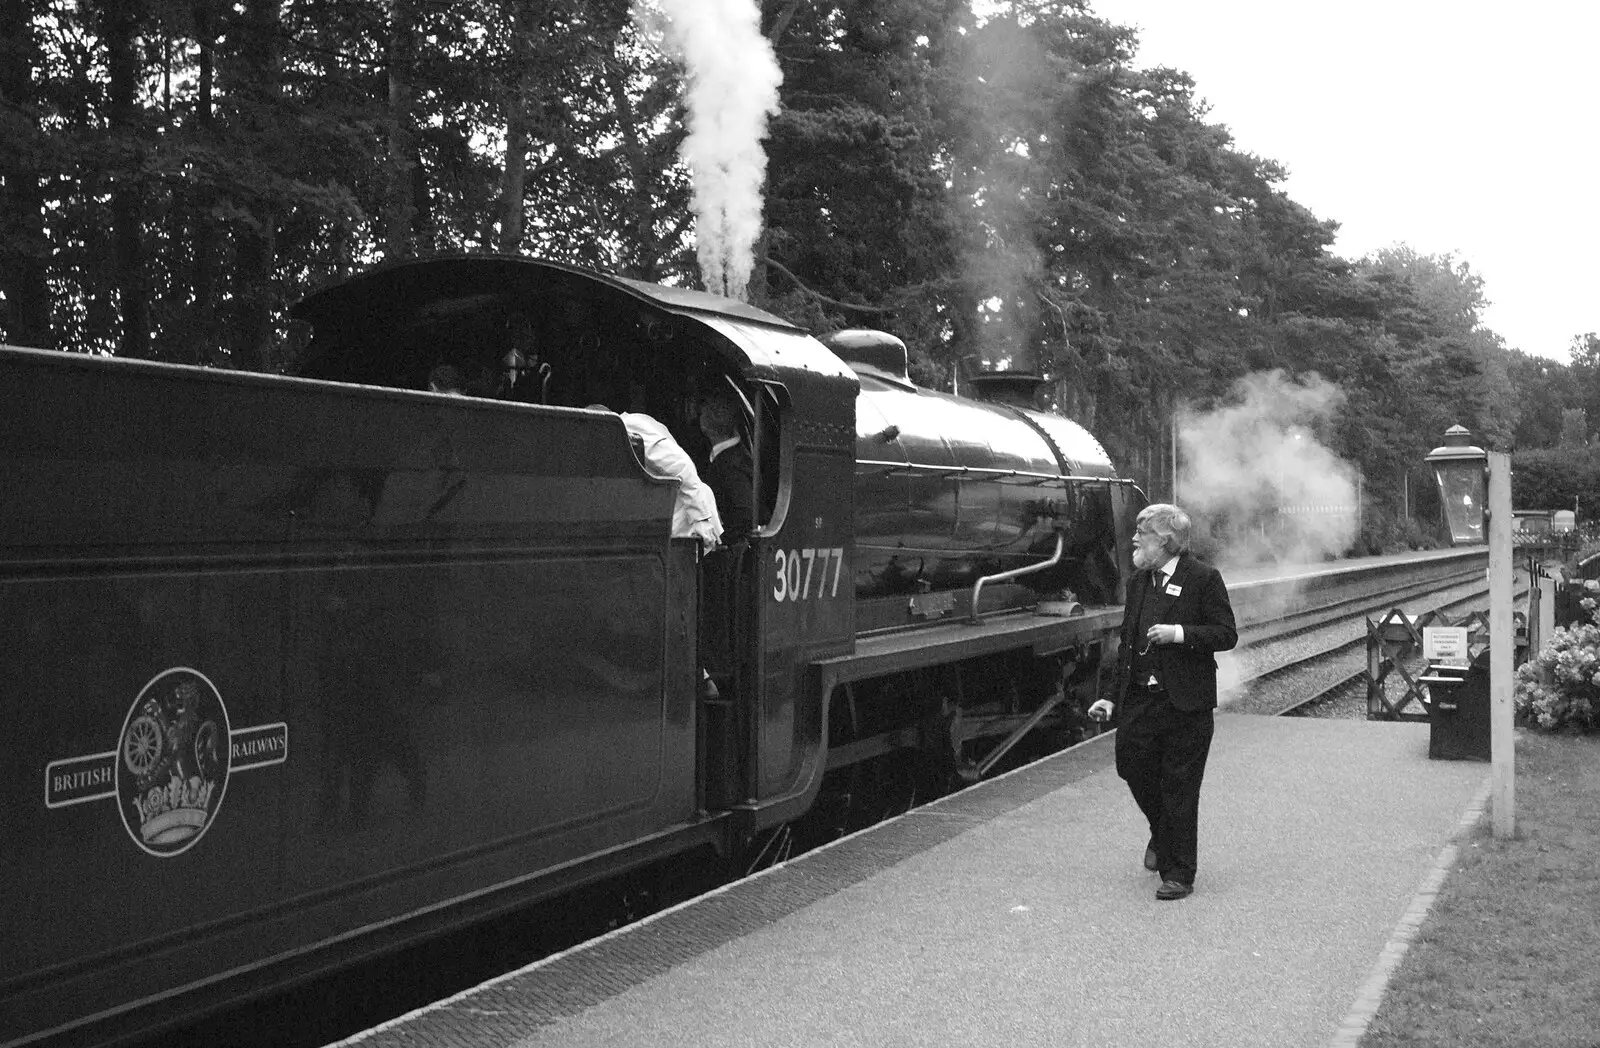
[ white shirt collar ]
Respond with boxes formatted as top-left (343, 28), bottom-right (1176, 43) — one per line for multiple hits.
top-left (1156, 554), bottom-right (1180, 580)
top-left (709, 434), bottom-right (741, 462)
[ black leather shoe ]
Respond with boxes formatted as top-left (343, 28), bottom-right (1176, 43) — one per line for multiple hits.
top-left (1156, 879), bottom-right (1193, 901)
top-left (1143, 846), bottom-right (1159, 872)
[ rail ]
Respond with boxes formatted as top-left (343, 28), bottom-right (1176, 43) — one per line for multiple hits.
top-left (1228, 549), bottom-right (1488, 642)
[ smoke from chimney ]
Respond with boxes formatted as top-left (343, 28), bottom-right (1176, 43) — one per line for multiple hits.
top-left (633, 0), bottom-right (782, 301)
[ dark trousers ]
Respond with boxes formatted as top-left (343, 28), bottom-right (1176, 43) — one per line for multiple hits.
top-left (1114, 689), bottom-right (1215, 885)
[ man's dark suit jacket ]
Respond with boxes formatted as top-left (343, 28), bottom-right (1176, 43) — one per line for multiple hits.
top-left (703, 440), bottom-right (753, 545)
top-left (1114, 552), bottom-right (1238, 712)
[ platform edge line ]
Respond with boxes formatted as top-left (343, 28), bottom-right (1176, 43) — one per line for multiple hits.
top-left (1325, 773), bottom-right (1494, 1048)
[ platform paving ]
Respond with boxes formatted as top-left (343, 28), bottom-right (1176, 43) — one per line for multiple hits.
top-left (337, 715), bottom-right (1489, 1048)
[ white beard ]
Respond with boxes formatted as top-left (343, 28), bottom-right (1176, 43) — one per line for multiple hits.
top-left (1132, 545), bottom-right (1160, 571)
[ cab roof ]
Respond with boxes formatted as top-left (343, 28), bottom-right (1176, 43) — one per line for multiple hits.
top-left (291, 254), bottom-right (854, 386)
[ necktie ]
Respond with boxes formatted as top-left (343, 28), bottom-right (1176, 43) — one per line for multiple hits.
top-left (1152, 571), bottom-right (1164, 590)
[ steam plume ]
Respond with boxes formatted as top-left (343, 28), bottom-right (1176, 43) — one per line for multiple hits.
top-left (634, 0), bottom-right (782, 301)
top-left (1177, 370), bottom-right (1359, 571)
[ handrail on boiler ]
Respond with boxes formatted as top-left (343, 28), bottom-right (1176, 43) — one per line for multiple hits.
top-left (854, 459), bottom-right (1137, 487)
top-left (968, 531), bottom-right (1065, 624)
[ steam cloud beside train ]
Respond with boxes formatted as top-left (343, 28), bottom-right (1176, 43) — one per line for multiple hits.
top-left (633, 0), bottom-right (782, 301)
top-left (1177, 369), bottom-right (1359, 697)
top-left (1177, 369), bottom-right (1360, 572)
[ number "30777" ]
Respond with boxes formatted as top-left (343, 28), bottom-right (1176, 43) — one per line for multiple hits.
top-left (772, 547), bottom-right (847, 602)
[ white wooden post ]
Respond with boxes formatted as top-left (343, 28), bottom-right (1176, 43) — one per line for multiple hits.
top-left (1488, 451), bottom-right (1515, 837)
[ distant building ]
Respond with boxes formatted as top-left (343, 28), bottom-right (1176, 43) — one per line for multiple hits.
top-left (1514, 510), bottom-right (1552, 537)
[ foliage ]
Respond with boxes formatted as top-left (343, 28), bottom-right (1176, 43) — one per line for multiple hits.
top-left (1511, 446), bottom-right (1600, 522)
top-left (1558, 407), bottom-right (1588, 448)
top-left (1514, 597), bottom-right (1600, 733)
top-left (1506, 350), bottom-right (1576, 449)
top-left (1358, 503), bottom-right (1441, 556)
top-left (1564, 332), bottom-right (1600, 448)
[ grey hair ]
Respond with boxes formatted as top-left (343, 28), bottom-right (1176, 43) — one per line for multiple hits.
top-left (1137, 503), bottom-right (1192, 556)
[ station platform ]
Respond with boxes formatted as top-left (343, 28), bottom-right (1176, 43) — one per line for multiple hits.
top-left (335, 715), bottom-right (1490, 1048)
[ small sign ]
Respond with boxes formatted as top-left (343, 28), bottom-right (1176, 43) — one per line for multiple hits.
top-left (230, 723), bottom-right (289, 771)
top-left (1423, 626), bottom-right (1471, 669)
top-left (908, 590), bottom-right (957, 619)
top-left (45, 752), bottom-right (117, 808)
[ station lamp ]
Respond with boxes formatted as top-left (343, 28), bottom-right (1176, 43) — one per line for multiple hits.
top-left (1424, 424), bottom-right (1488, 545)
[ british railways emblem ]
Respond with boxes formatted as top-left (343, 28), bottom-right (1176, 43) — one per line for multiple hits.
top-left (44, 667), bottom-right (289, 857)
top-left (116, 668), bottom-right (231, 855)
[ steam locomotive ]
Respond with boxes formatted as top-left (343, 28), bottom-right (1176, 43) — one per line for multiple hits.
top-left (2, 255), bottom-right (1137, 1048)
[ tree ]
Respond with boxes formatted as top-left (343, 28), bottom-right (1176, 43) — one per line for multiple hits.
top-left (1513, 446), bottom-right (1600, 523)
top-left (383, 0), bottom-right (420, 259)
top-left (1506, 350), bottom-right (1572, 449)
top-left (101, 0), bottom-right (154, 358)
top-left (1357, 248), bottom-right (1517, 449)
top-left (1559, 408), bottom-right (1588, 449)
top-left (226, 0), bottom-right (285, 368)
top-left (759, 0), bottom-right (969, 344)
top-left (0, 0), bottom-right (54, 350)
top-left (1568, 333), bottom-right (1600, 438)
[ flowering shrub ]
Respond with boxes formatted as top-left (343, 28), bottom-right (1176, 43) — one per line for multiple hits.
top-left (1514, 597), bottom-right (1600, 733)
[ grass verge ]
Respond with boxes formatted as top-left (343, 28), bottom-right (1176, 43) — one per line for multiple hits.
top-left (1360, 730), bottom-right (1600, 1047)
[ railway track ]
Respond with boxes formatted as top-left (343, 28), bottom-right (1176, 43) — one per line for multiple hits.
top-left (1230, 558), bottom-right (1487, 646)
top-left (1226, 573), bottom-right (1523, 719)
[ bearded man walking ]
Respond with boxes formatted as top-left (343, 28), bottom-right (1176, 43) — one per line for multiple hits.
top-left (1089, 503), bottom-right (1237, 901)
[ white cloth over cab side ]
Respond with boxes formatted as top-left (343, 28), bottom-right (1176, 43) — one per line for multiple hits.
top-left (619, 412), bottom-right (723, 550)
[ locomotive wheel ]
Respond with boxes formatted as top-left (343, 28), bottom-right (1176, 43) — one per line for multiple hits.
top-left (124, 715), bottom-right (164, 776)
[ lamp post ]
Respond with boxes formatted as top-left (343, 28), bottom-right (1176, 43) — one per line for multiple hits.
top-left (1424, 424), bottom-right (1487, 546)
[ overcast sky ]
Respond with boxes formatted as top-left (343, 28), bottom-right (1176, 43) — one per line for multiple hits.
top-left (1073, 0), bottom-right (1598, 362)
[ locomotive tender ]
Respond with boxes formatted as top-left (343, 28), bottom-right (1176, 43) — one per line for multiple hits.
top-left (2, 256), bottom-right (1136, 1047)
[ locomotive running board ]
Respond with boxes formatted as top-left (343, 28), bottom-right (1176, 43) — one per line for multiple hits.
top-left (814, 605), bottom-right (1122, 686)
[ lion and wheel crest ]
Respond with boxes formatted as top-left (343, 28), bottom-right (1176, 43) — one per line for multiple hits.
top-left (115, 668), bottom-right (232, 856)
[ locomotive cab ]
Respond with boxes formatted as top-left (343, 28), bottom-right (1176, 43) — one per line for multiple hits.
top-left (293, 258), bottom-right (796, 537)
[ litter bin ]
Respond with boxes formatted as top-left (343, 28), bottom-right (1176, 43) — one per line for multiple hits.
top-left (1554, 581), bottom-right (1591, 630)
top-left (1418, 650), bottom-right (1491, 761)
